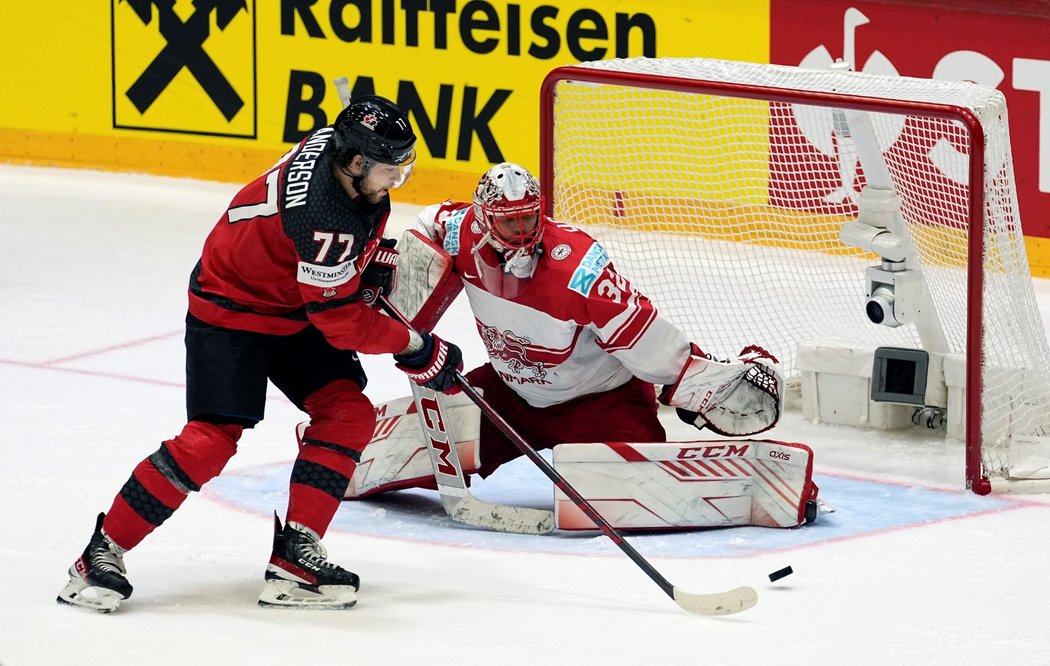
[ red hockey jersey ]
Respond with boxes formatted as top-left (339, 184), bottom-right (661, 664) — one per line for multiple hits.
top-left (187, 127), bottom-right (410, 355)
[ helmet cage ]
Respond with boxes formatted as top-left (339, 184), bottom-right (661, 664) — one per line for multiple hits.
top-left (472, 163), bottom-right (543, 251)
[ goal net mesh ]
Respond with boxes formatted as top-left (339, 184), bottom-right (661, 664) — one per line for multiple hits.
top-left (544, 57), bottom-right (1050, 485)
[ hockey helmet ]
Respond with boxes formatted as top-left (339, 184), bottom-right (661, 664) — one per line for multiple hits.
top-left (333, 95), bottom-right (417, 187)
top-left (472, 162), bottom-right (544, 252)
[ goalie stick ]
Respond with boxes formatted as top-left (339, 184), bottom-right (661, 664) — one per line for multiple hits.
top-left (409, 382), bottom-right (554, 535)
top-left (374, 296), bottom-right (553, 534)
top-left (379, 298), bottom-right (756, 615)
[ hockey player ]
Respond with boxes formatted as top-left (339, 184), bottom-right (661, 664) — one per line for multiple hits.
top-left (56, 96), bottom-right (463, 613)
top-left (347, 163), bottom-right (788, 505)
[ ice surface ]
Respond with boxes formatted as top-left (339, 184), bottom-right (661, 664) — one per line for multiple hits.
top-left (3, 166), bottom-right (1050, 665)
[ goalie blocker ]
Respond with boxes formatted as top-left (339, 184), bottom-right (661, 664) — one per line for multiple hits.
top-left (385, 228), bottom-right (464, 332)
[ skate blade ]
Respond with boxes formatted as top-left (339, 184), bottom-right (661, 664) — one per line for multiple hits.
top-left (56, 576), bottom-right (123, 613)
top-left (258, 579), bottom-right (357, 610)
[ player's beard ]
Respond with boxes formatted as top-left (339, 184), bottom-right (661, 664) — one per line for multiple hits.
top-left (352, 173), bottom-right (389, 204)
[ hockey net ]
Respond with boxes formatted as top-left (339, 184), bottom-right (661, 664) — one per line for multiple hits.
top-left (539, 57), bottom-right (1050, 494)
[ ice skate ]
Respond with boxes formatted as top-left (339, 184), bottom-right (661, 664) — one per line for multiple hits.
top-left (258, 513), bottom-right (359, 610)
top-left (56, 512), bottom-right (133, 613)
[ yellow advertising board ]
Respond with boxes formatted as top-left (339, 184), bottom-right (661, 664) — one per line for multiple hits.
top-left (1, 1), bottom-right (768, 202)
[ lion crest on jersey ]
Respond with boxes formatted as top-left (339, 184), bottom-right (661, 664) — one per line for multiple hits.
top-left (477, 322), bottom-right (547, 379)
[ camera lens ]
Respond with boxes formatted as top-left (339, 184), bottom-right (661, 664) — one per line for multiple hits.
top-left (866, 286), bottom-right (895, 325)
top-left (866, 299), bottom-right (885, 324)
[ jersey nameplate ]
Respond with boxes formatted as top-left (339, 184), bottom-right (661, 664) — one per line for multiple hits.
top-left (285, 127), bottom-right (333, 209)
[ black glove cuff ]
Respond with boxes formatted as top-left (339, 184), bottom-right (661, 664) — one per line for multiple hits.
top-left (675, 407), bottom-right (700, 426)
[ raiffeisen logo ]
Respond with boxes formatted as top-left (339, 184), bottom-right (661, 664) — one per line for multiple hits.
top-left (111, 0), bottom-right (257, 138)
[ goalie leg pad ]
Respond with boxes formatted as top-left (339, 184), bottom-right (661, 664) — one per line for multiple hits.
top-left (386, 229), bottom-right (464, 332)
top-left (303, 393), bottom-right (481, 499)
top-left (552, 440), bottom-right (818, 530)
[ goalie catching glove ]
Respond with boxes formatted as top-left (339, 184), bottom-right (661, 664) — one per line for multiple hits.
top-left (394, 331), bottom-right (463, 393)
top-left (659, 344), bottom-right (783, 437)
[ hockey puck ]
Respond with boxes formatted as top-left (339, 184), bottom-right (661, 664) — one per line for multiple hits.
top-left (768, 566), bottom-right (793, 582)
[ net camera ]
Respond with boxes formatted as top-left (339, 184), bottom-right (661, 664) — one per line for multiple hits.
top-left (864, 263), bottom-right (920, 327)
top-left (839, 190), bottom-right (921, 329)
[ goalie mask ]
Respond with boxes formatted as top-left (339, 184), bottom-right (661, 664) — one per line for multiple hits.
top-left (471, 162), bottom-right (544, 298)
top-left (332, 95), bottom-right (417, 189)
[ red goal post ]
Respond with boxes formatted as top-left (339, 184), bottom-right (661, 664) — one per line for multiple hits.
top-left (539, 58), bottom-right (1050, 494)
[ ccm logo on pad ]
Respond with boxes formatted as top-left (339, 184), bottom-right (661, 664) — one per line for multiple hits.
top-left (677, 444), bottom-right (749, 459)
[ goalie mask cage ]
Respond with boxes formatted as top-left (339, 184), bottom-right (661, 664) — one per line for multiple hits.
top-left (539, 58), bottom-right (1050, 494)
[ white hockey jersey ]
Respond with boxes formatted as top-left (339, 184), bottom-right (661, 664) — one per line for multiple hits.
top-left (416, 202), bottom-right (691, 408)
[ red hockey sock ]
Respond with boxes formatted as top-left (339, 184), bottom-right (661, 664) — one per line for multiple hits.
top-left (102, 421), bottom-right (242, 550)
top-left (287, 381), bottom-right (374, 537)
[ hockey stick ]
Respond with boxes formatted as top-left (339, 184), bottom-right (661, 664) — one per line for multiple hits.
top-left (450, 372), bottom-right (757, 616)
top-left (380, 299), bottom-right (756, 615)
top-left (378, 296), bottom-right (553, 534)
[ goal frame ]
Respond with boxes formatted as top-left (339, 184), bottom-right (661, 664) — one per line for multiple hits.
top-left (538, 64), bottom-right (992, 494)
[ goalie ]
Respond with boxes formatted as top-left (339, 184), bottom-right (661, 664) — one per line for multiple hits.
top-left (346, 162), bottom-right (817, 530)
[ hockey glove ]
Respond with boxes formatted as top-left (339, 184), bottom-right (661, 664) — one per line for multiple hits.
top-left (394, 332), bottom-right (464, 393)
top-left (360, 238), bottom-right (398, 306)
top-left (659, 343), bottom-right (783, 437)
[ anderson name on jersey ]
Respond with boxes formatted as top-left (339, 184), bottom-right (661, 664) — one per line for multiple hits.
top-left (187, 127), bottom-right (410, 356)
top-left (417, 201), bottom-right (692, 407)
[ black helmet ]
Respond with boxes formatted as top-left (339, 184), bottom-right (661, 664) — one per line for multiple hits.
top-left (332, 95), bottom-right (417, 167)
